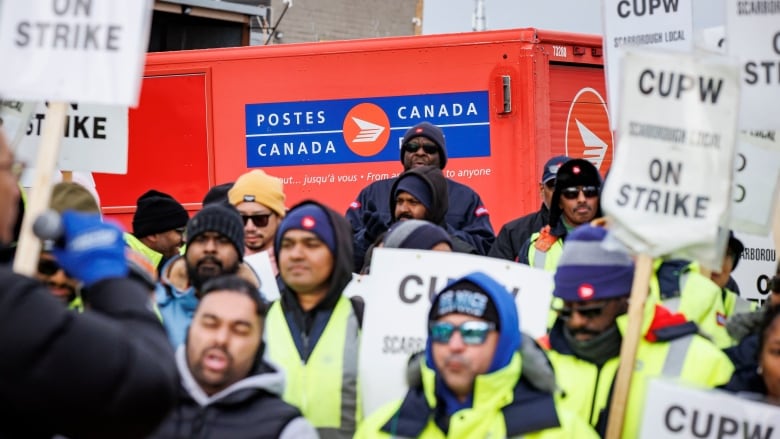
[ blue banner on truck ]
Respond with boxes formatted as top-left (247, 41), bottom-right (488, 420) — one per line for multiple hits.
top-left (244, 91), bottom-right (490, 167)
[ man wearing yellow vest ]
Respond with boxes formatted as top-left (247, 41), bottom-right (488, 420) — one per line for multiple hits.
top-left (356, 271), bottom-right (597, 438)
top-left (542, 224), bottom-right (734, 437)
top-left (518, 158), bottom-right (602, 272)
top-left (124, 189), bottom-right (189, 274)
top-left (264, 200), bottom-right (360, 439)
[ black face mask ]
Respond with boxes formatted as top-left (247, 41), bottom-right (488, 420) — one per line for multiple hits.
top-left (563, 324), bottom-right (622, 366)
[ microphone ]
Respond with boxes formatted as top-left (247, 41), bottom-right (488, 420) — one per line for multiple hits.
top-left (33, 209), bottom-right (65, 246)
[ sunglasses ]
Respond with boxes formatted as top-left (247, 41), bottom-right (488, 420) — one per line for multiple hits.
top-left (38, 258), bottom-right (62, 276)
top-left (554, 302), bottom-right (609, 321)
top-left (403, 142), bottom-right (438, 155)
top-left (429, 321), bottom-right (496, 345)
top-left (241, 214), bottom-right (272, 228)
top-left (544, 179), bottom-right (556, 190)
top-left (561, 185), bottom-right (599, 200)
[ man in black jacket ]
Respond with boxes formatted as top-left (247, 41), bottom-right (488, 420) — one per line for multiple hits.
top-left (347, 121), bottom-right (494, 270)
top-left (0, 129), bottom-right (178, 438)
top-left (148, 275), bottom-right (317, 438)
top-left (489, 155), bottom-right (569, 261)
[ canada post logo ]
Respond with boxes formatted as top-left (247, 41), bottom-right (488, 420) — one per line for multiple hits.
top-left (564, 87), bottom-right (613, 175)
top-left (244, 91), bottom-right (489, 167)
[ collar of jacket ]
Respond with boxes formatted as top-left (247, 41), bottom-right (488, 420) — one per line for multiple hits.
top-left (381, 353), bottom-right (560, 437)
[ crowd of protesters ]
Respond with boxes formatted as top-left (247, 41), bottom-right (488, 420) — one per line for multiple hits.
top-left (1, 120), bottom-right (778, 438)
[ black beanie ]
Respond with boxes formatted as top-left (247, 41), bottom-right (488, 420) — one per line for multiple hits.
top-left (202, 182), bottom-right (234, 207)
top-left (400, 122), bottom-right (448, 169)
top-left (186, 204), bottom-right (245, 261)
top-left (133, 190), bottom-right (189, 238)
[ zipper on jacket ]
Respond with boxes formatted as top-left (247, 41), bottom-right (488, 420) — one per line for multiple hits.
top-left (589, 364), bottom-right (603, 425)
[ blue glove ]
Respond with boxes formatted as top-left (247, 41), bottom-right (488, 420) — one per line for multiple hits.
top-left (52, 211), bottom-right (128, 287)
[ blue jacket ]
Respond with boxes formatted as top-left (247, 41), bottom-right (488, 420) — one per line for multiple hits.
top-left (155, 255), bottom-right (198, 348)
top-left (347, 177), bottom-right (494, 270)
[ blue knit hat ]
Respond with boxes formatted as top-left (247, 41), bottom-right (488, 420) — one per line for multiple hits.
top-left (553, 225), bottom-right (634, 302)
top-left (400, 122), bottom-right (448, 169)
top-left (276, 203), bottom-right (336, 255)
top-left (395, 174), bottom-right (432, 211)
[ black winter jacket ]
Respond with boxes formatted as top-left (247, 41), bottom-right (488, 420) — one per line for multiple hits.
top-left (0, 271), bottom-right (179, 439)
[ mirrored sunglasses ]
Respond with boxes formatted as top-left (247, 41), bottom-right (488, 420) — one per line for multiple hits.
top-left (241, 214), bottom-right (272, 227)
top-left (403, 142), bottom-right (438, 155)
top-left (561, 185), bottom-right (599, 200)
top-left (429, 321), bottom-right (496, 345)
top-left (554, 302), bottom-right (609, 321)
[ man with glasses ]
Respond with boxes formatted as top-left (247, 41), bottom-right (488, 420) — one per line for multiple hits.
top-left (543, 224), bottom-right (734, 437)
top-left (228, 169), bottom-right (286, 275)
top-left (347, 121), bottom-right (495, 271)
top-left (125, 189), bottom-right (189, 274)
top-left (355, 271), bottom-right (596, 438)
top-left (490, 155), bottom-right (570, 261)
top-left (518, 158), bottom-right (602, 271)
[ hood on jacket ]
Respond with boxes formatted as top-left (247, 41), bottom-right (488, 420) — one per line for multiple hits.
top-left (274, 200), bottom-right (354, 311)
top-left (425, 271), bottom-right (520, 374)
top-left (548, 158), bottom-right (603, 228)
top-left (176, 345), bottom-right (285, 407)
top-left (389, 165), bottom-right (448, 226)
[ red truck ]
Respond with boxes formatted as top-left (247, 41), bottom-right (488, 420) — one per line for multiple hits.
top-left (94, 27), bottom-right (613, 234)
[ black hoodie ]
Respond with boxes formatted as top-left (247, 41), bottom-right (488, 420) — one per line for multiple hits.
top-left (390, 166), bottom-right (476, 254)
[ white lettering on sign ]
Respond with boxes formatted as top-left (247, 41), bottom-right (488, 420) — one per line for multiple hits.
top-left (257, 140), bottom-right (337, 157)
top-left (600, 50), bottom-right (739, 267)
top-left (397, 102), bottom-right (478, 120)
top-left (553, 45), bottom-right (567, 57)
top-left (255, 110), bottom-right (327, 127)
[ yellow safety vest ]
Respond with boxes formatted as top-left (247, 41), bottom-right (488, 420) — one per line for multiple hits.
top-left (526, 231), bottom-right (564, 272)
top-left (650, 260), bottom-right (755, 348)
top-left (123, 232), bottom-right (163, 269)
top-left (265, 295), bottom-right (361, 439)
top-left (546, 306), bottom-right (734, 438)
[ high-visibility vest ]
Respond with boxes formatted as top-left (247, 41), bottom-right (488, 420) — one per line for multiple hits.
top-left (526, 231), bottom-right (564, 272)
top-left (123, 232), bottom-right (163, 269)
top-left (546, 309), bottom-right (734, 438)
top-left (265, 295), bottom-right (361, 439)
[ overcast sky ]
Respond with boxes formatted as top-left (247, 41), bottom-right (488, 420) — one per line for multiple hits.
top-left (423, 0), bottom-right (725, 35)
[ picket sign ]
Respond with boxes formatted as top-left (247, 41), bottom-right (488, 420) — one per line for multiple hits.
top-left (601, 0), bottom-right (693, 130)
top-left (601, 49), bottom-right (741, 438)
top-left (725, 0), bottom-right (780, 131)
top-left (0, 100), bottom-right (36, 151)
top-left (0, 0), bottom-right (152, 275)
top-left (640, 378), bottom-right (780, 438)
top-left (729, 131), bottom-right (780, 235)
top-left (354, 248), bottom-right (554, 417)
top-left (12, 103), bottom-right (67, 276)
top-left (243, 251), bottom-right (281, 302)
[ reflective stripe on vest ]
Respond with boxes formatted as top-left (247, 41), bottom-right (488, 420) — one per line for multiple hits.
top-left (663, 297), bottom-right (681, 313)
top-left (661, 335), bottom-right (693, 377)
top-left (123, 232), bottom-right (163, 268)
top-left (527, 234), bottom-right (563, 272)
top-left (265, 296), bottom-right (359, 438)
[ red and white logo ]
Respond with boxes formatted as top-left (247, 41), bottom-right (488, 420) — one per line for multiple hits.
top-left (577, 283), bottom-right (595, 300)
top-left (343, 103), bottom-right (390, 157)
top-left (349, 201), bottom-right (361, 210)
top-left (474, 206), bottom-right (489, 217)
top-left (565, 87), bottom-right (613, 175)
top-left (301, 216), bottom-right (316, 229)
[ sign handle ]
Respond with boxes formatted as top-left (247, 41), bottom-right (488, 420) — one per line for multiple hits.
top-left (61, 170), bottom-right (72, 182)
top-left (12, 102), bottom-right (67, 276)
top-left (605, 253), bottom-right (653, 439)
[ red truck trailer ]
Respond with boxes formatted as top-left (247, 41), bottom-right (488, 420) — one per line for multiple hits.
top-left (94, 27), bottom-right (613, 233)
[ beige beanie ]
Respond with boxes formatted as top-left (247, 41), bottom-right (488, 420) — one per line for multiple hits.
top-left (228, 170), bottom-right (286, 217)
